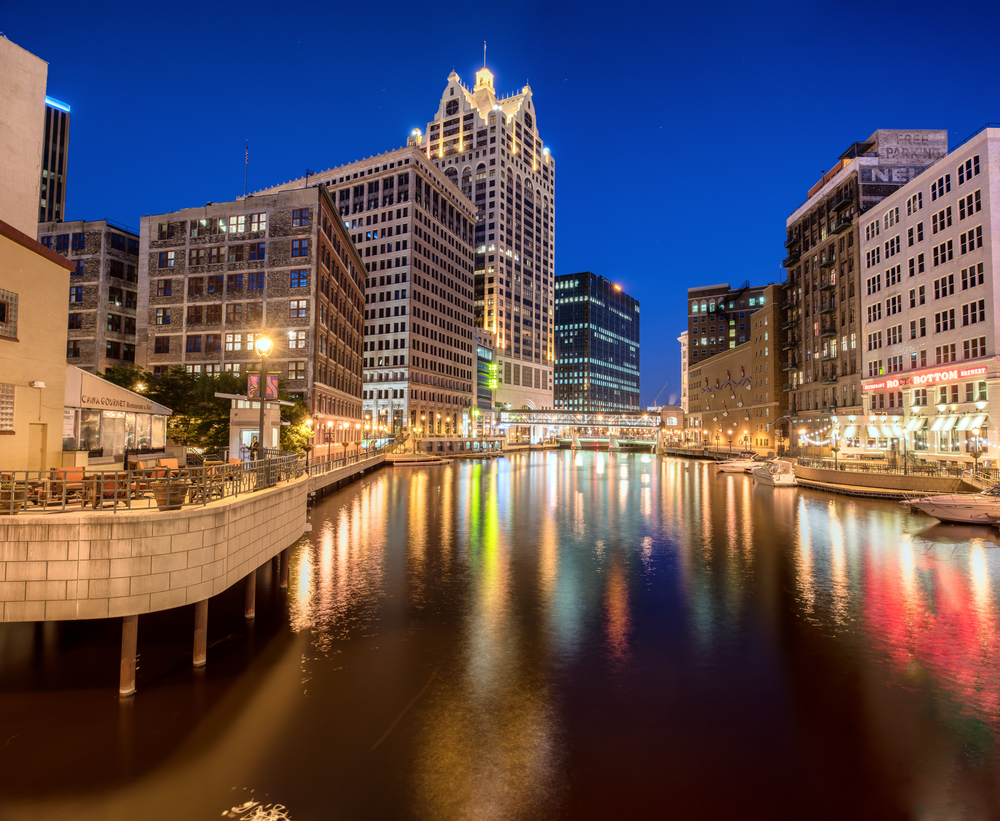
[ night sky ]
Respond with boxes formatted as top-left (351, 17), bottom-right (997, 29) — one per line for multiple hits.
top-left (5, 0), bottom-right (999, 407)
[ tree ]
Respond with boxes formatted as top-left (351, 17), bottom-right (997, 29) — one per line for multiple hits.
top-left (101, 365), bottom-right (152, 394)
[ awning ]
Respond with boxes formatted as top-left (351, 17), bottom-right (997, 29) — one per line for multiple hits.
top-left (866, 425), bottom-right (880, 438)
top-left (64, 366), bottom-right (172, 416)
top-left (843, 425), bottom-right (857, 438)
top-left (956, 416), bottom-right (973, 431)
top-left (879, 426), bottom-right (894, 438)
top-left (971, 414), bottom-right (987, 430)
top-left (891, 424), bottom-right (904, 437)
top-left (942, 416), bottom-right (959, 431)
top-left (906, 417), bottom-right (928, 432)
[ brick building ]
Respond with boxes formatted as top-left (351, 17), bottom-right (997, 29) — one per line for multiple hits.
top-left (38, 219), bottom-right (140, 373)
top-left (137, 186), bottom-right (365, 443)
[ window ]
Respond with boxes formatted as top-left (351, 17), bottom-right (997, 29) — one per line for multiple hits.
top-left (935, 344), bottom-right (957, 364)
top-left (246, 302), bottom-right (263, 323)
top-left (157, 223), bottom-right (174, 240)
top-left (69, 286), bottom-right (83, 302)
top-left (67, 340), bottom-right (80, 358)
top-left (156, 279), bottom-right (172, 297)
top-left (206, 305), bottom-right (221, 324)
top-left (155, 307), bottom-right (171, 325)
top-left (867, 331), bottom-right (882, 351)
top-left (289, 299), bottom-right (308, 318)
top-left (884, 236), bottom-right (900, 258)
top-left (957, 155), bottom-right (980, 185)
top-left (189, 248), bottom-right (206, 266)
top-left (933, 274), bottom-right (954, 299)
top-left (158, 251), bottom-right (175, 268)
top-left (154, 336), bottom-right (170, 354)
top-left (963, 337), bottom-right (987, 360)
top-left (932, 241), bottom-right (953, 267)
top-left (205, 334), bottom-right (221, 352)
top-left (227, 274), bottom-right (243, 292)
top-left (248, 243), bottom-right (265, 261)
top-left (292, 209), bottom-right (310, 227)
top-left (188, 277), bottom-right (204, 296)
top-left (866, 274), bottom-right (881, 295)
top-left (931, 207), bottom-right (952, 234)
top-left (885, 295), bottom-right (901, 316)
top-left (72, 232), bottom-right (85, 250)
top-left (959, 226), bottom-right (983, 255)
top-left (931, 174), bottom-right (951, 200)
top-left (109, 233), bottom-right (126, 252)
top-left (866, 303), bottom-right (882, 323)
top-left (961, 262), bottom-right (985, 290)
top-left (207, 275), bottom-right (224, 294)
top-left (186, 335), bottom-right (202, 353)
top-left (962, 299), bottom-right (986, 326)
top-left (291, 238), bottom-right (309, 257)
top-left (225, 303), bottom-right (243, 322)
top-left (73, 260), bottom-right (84, 276)
top-left (290, 269), bottom-right (308, 288)
top-left (107, 314), bottom-right (121, 333)
top-left (228, 215), bottom-right (246, 234)
top-left (249, 213), bottom-right (267, 233)
top-left (208, 246), bottom-right (225, 264)
top-left (865, 247), bottom-right (880, 268)
top-left (907, 192), bottom-right (923, 215)
top-left (248, 272), bottom-right (265, 291)
top-left (883, 207), bottom-right (899, 229)
top-left (128, 238), bottom-right (140, 256)
top-left (225, 333), bottom-right (242, 351)
top-left (68, 313), bottom-right (81, 329)
top-left (289, 330), bottom-right (307, 349)
top-left (288, 361), bottom-right (306, 380)
top-left (228, 245), bottom-right (245, 262)
top-left (934, 309), bottom-right (955, 333)
top-left (40, 236), bottom-right (52, 249)
top-left (108, 287), bottom-right (123, 306)
top-left (959, 190), bottom-right (982, 221)
top-left (55, 234), bottom-right (69, 251)
top-left (187, 306), bottom-right (203, 325)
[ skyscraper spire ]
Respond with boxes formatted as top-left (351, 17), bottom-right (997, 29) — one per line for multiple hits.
top-left (483, 41), bottom-right (486, 68)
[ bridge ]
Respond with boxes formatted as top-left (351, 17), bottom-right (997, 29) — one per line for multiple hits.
top-left (497, 410), bottom-right (661, 429)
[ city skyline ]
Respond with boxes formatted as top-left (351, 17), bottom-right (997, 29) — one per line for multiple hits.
top-left (4, 0), bottom-right (1000, 405)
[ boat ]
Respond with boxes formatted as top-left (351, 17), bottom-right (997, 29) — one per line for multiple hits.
top-left (901, 484), bottom-right (1000, 525)
top-left (751, 460), bottom-right (798, 487)
top-left (716, 458), bottom-right (761, 473)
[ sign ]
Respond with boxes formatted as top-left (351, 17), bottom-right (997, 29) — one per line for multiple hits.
top-left (864, 365), bottom-right (988, 391)
top-left (248, 372), bottom-right (280, 400)
top-left (79, 371), bottom-right (154, 412)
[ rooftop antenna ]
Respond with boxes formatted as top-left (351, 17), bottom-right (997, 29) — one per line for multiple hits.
top-left (483, 41), bottom-right (486, 68)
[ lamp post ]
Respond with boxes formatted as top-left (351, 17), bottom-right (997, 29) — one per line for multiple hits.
top-left (971, 424), bottom-right (986, 475)
top-left (831, 426), bottom-right (841, 470)
top-left (253, 335), bottom-right (273, 456)
top-left (715, 430), bottom-right (721, 452)
top-left (727, 428), bottom-right (733, 453)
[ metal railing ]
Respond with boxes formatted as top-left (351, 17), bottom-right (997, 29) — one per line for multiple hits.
top-left (0, 452), bottom-right (301, 516)
top-left (305, 442), bottom-right (392, 478)
top-left (797, 456), bottom-right (972, 478)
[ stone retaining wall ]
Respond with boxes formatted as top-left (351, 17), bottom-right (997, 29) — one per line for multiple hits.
top-left (795, 465), bottom-right (976, 493)
top-left (0, 477), bottom-right (309, 622)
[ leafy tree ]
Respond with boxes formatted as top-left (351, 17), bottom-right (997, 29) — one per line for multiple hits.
top-left (102, 365), bottom-right (152, 394)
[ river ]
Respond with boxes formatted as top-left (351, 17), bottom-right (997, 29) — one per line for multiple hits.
top-left (1, 450), bottom-right (999, 820)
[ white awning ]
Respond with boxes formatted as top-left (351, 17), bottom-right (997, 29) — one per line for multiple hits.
top-left (906, 417), bottom-right (928, 432)
top-left (942, 416), bottom-right (959, 431)
top-left (956, 416), bottom-right (973, 431)
top-left (931, 417), bottom-right (945, 432)
top-left (843, 425), bottom-right (857, 438)
top-left (879, 426), bottom-right (894, 438)
top-left (891, 424), bottom-right (904, 437)
top-left (866, 425), bottom-right (880, 438)
top-left (971, 414), bottom-right (987, 430)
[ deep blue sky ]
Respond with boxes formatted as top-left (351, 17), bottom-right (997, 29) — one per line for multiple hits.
top-left (5, 0), bottom-right (999, 406)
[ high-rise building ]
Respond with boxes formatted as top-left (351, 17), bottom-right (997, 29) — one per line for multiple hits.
top-left (137, 186), bottom-right (366, 444)
top-left (253, 145), bottom-right (478, 436)
top-left (553, 272), bottom-right (639, 412)
top-left (678, 330), bottom-right (689, 413)
top-left (419, 66), bottom-right (555, 411)
top-left (782, 129), bottom-right (947, 445)
top-left (39, 96), bottom-right (70, 223)
top-left (38, 219), bottom-right (141, 373)
top-left (686, 282), bottom-right (770, 373)
top-left (858, 125), bottom-right (998, 465)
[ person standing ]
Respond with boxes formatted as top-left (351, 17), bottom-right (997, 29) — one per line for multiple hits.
top-left (250, 436), bottom-right (260, 461)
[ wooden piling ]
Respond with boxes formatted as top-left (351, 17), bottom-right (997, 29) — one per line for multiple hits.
top-left (119, 615), bottom-right (138, 697)
top-left (244, 571), bottom-right (256, 619)
top-left (193, 599), bottom-right (208, 667)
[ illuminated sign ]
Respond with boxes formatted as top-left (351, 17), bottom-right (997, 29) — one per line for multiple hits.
top-left (248, 372), bottom-right (279, 400)
top-left (863, 365), bottom-right (988, 391)
top-left (45, 96), bottom-right (70, 113)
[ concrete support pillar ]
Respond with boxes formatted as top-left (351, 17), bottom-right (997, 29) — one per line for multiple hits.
top-left (572, 431), bottom-right (579, 449)
top-left (244, 571), bottom-right (256, 620)
top-left (119, 615), bottom-right (138, 697)
top-left (609, 429), bottom-right (620, 452)
top-left (279, 547), bottom-right (290, 589)
top-left (656, 429), bottom-right (663, 454)
top-left (193, 599), bottom-right (208, 667)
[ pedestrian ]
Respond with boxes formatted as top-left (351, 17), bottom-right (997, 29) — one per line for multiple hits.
top-left (250, 436), bottom-right (260, 461)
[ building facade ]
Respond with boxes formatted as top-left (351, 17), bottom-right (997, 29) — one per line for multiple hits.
top-left (138, 186), bottom-right (366, 443)
top-left (689, 284), bottom-right (788, 453)
top-left (782, 129), bottom-right (948, 450)
top-left (38, 219), bottom-right (140, 373)
top-left (554, 272), bottom-right (640, 412)
top-left (253, 145), bottom-right (478, 436)
top-left (678, 330), bottom-right (689, 413)
top-left (686, 281), bottom-right (769, 372)
top-left (39, 96), bottom-right (70, 224)
top-left (420, 67), bottom-right (555, 411)
top-left (858, 125), bottom-right (999, 465)
top-left (474, 325), bottom-right (497, 434)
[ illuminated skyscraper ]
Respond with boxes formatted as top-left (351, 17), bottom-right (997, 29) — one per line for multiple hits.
top-left (419, 66), bottom-right (555, 411)
top-left (39, 95), bottom-right (70, 223)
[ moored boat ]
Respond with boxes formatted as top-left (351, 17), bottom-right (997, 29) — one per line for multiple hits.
top-left (716, 459), bottom-right (761, 473)
top-left (902, 484), bottom-right (1000, 524)
top-left (751, 459), bottom-right (797, 487)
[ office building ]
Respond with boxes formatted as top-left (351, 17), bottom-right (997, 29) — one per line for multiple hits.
top-left (688, 284), bottom-right (788, 453)
top-left (38, 219), bottom-right (140, 373)
top-left (253, 145), bottom-right (478, 436)
top-left (686, 282), bottom-right (769, 372)
top-left (782, 129), bottom-right (948, 446)
top-left (858, 125), bottom-right (999, 465)
top-left (474, 326), bottom-right (497, 434)
top-left (138, 186), bottom-right (366, 444)
top-left (553, 272), bottom-right (639, 412)
top-left (39, 95), bottom-right (70, 223)
top-left (678, 330), bottom-right (689, 413)
top-left (420, 66), bottom-right (555, 411)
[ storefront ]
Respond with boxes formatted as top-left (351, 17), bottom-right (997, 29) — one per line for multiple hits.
top-left (859, 362), bottom-right (995, 465)
top-left (63, 366), bottom-right (171, 463)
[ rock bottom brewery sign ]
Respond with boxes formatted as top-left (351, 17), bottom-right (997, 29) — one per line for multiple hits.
top-left (863, 365), bottom-right (989, 391)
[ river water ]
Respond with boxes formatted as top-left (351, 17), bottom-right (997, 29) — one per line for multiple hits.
top-left (2, 450), bottom-right (1000, 820)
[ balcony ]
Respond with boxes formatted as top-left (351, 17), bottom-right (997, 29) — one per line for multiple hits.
top-left (823, 373), bottom-right (839, 385)
top-left (784, 235), bottom-right (801, 250)
top-left (783, 360), bottom-right (799, 372)
top-left (820, 351), bottom-right (838, 362)
top-left (820, 302), bottom-right (836, 315)
top-left (830, 216), bottom-right (853, 235)
top-left (819, 255), bottom-right (836, 268)
top-left (781, 319), bottom-right (796, 331)
top-left (782, 251), bottom-right (801, 268)
top-left (782, 338), bottom-right (798, 351)
top-left (783, 383), bottom-right (794, 392)
top-left (830, 191), bottom-right (853, 212)
top-left (820, 325), bottom-right (836, 338)
top-left (819, 278), bottom-right (836, 292)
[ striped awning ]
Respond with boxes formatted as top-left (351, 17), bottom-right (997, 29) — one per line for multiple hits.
top-left (866, 425), bottom-right (880, 438)
top-left (971, 414), bottom-right (987, 430)
top-left (891, 424), bottom-right (904, 437)
top-left (956, 416), bottom-right (973, 431)
top-left (942, 416), bottom-right (959, 431)
top-left (843, 425), bottom-right (857, 438)
top-left (906, 417), bottom-right (928, 432)
top-left (931, 417), bottom-right (945, 432)
top-left (879, 426), bottom-right (893, 438)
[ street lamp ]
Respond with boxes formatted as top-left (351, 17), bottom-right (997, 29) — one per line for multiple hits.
top-left (727, 428), bottom-right (733, 453)
top-left (253, 335), bottom-right (273, 458)
top-left (831, 425), bottom-right (841, 470)
top-left (971, 424), bottom-right (986, 474)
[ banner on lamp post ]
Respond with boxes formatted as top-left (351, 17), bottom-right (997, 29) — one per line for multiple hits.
top-left (248, 372), bottom-right (280, 400)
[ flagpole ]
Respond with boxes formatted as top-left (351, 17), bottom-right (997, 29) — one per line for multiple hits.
top-left (244, 139), bottom-right (248, 198)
